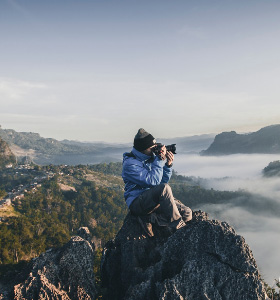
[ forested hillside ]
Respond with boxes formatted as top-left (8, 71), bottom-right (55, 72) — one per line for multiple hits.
top-left (0, 164), bottom-right (127, 268)
top-left (0, 127), bottom-right (128, 162)
top-left (0, 138), bottom-right (16, 169)
top-left (2, 161), bottom-right (280, 298)
top-left (0, 180), bottom-right (126, 265)
top-left (0, 128), bottom-right (111, 155)
top-left (2, 161), bottom-right (280, 283)
top-left (263, 160), bottom-right (280, 177)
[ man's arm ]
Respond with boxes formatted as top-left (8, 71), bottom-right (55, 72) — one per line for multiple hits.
top-left (161, 151), bottom-right (174, 183)
top-left (123, 157), bottom-right (165, 187)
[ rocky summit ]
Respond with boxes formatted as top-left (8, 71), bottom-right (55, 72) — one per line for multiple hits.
top-left (201, 124), bottom-right (280, 155)
top-left (101, 211), bottom-right (268, 300)
top-left (0, 213), bottom-right (269, 300)
top-left (0, 227), bottom-right (96, 300)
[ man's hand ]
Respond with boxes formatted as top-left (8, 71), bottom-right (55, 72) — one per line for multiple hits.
top-left (158, 145), bottom-right (167, 160)
top-left (166, 151), bottom-right (174, 167)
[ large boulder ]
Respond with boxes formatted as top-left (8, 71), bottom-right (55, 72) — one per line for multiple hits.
top-left (0, 227), bottom-right (96, 300)
top-left (101, 211), bottom-right (268, 300)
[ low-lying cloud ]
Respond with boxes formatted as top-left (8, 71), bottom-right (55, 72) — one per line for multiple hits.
top-left (201, 204), bottom-right (280, 287)
top-left (174, 153), bottom-right (280, 179)
top-left (175, 153), bottom-right (280, 286)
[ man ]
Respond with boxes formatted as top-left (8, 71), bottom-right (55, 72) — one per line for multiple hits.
top-left (122, 128), bottom-right (192, 237)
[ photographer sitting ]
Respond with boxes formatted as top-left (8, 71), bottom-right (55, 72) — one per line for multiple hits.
top-left (122, 128), bottom-right (192, 237)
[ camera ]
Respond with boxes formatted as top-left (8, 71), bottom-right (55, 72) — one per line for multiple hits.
top-left (152, 143), bottom-right (177, 155)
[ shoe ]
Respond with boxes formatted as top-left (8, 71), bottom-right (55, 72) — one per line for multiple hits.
top-left (137, 216), bottom-right (154, 237)
top-left (169, 218), bottom-right (186, 232)
top-left (176, 219), bottom-right (186, 230)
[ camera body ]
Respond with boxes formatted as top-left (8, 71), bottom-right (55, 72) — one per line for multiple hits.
top-left (152, 143), bottom-right (177, 155)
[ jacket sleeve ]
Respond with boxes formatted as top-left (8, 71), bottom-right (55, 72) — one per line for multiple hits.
top-left (161, 165), bottom-right (172, 184)
top-left (123, 156), bottom-right (165, 187)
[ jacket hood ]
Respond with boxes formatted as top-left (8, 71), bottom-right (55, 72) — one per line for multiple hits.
top-left (123, 147), bottom-right (153, 162)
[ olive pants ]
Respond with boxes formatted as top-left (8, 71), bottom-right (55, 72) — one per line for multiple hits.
top-left (129, 183), bottom-right (192, 226)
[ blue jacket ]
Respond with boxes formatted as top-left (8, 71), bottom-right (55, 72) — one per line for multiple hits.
top-left (122, 147), bottom-right (173, 207)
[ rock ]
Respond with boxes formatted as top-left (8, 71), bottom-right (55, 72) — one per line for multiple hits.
top-left (2, 227), bottom-right (96, 300)
top-left (101, 211), bottom-right (269, 300)
top-left (201, 124), bottom-right (280, 155)
top-left (0, 137), bottom-right (16, 169)
top-left (77, 226), bottom-right (92, 242)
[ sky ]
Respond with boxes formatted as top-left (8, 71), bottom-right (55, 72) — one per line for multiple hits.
top-left (1, 0), bottom-right (280, 142)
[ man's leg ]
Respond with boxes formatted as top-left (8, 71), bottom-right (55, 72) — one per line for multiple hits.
top-left (129, 183), bottom-right (182, 225)
top-left (174, 199), bottom-right (192, 222)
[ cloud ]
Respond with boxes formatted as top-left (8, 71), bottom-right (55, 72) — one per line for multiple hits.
top-left (0, 77), bottom-right (46, 101)
top-left (174, 153), bottom-right (280, 179)
top-left (200, 204), bottom-right (280, 286)
top-left (1, 76), bottom-right (280, 142)
top-left (175, 153), bottom-right (280, 286)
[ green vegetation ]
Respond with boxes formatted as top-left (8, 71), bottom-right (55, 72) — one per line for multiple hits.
top-left (0, 168), bottom-right (38, 192)
top-left (0, 162), bottom-right (261, 266)
top-left (264, 279), bottom-right (280, 299)
top-left (1, 161), bottom-right (279, 297)
top-left (0, 128), bottom-right (82, 155)
top-left (263, 160), bottom-right (280, 177)
top-left (171, 184), bottom-right (240, 208)
top-left (88, 162), bottom-right (122, 176)
top-left (0, 138), bottom-right (16, 169)
top-left (0, 128), bottom-right (127, 157)
top-left (0, 205), bottom-right (20, 218)
top-left (0, 189), bottom-right (6, 199)
top-left (0, 172), bottom-right (127, 265)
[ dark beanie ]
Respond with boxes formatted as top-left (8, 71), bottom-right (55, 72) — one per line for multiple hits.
top-left (134, 128), bottom-right (156, 152)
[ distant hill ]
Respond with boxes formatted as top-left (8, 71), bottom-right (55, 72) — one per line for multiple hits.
top-left (0, 127), bottom-right (130, 165)
top-left (0, 137), bottom-right (16, 168)
top-left (0, 127), bottom-right (215, 165)
top-left (159, 133), bottom-right (215, 154)
top-left (263, 160), bottom-right (280, 177)
top-left (201, 125), bottom-right (280, 155)
top-left (0, 127), bottom-right (129, 155)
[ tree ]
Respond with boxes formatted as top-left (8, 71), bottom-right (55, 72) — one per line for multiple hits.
top-left (0, 189), bottom-right (6, 199)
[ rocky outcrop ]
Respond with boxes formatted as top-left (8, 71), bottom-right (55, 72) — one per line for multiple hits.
top-left (0, 227), bottom-right (96, 300)
top-left (0, 137), bottom-right (16, 168)
top-left (101, 211), bottom-right (268, 300)
top-left (201, 124), bottom-right (280, 155)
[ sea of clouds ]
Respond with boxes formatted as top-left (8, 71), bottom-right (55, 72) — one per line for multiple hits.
top-left (174, 153), bottom-right (280, 287)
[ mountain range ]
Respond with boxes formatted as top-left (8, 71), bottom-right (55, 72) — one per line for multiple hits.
top-left (201, 124), bottom-right (280, 155)
top-left (0, 127), bottom-right (129, 165)
top-left (1, 124), bottom-right (280, 165)
top-left (0, 126), bottom-right (215, 165)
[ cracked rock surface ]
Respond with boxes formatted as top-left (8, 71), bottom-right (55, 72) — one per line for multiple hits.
top-left (0, 227), bottom-right (96, 300)
top-left (101, 211), bottom-right (268, 300)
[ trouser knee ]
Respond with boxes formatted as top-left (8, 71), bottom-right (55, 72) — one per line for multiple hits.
top-left (159, 183), bottom-right (172, 197)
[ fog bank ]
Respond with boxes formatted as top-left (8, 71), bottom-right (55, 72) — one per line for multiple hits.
top-left (174, 153), bottom-right (280, 179)
top-left (174, 153), bottom-right (280, 287)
